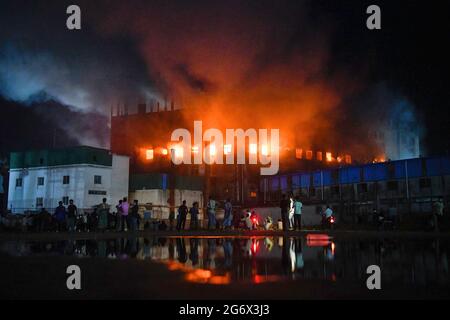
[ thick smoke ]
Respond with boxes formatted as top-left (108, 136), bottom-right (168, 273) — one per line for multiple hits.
top-left (0, 0), bottom-right (424, 158)
top-left (96, 0), bottom-right (352, 149)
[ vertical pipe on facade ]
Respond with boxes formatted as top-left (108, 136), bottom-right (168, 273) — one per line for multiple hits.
top-left (321, 171), bottom-right (324, 201)
top-left (405, 160), bottom-right (410, 200)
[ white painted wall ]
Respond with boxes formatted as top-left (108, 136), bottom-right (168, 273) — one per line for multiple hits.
top-left (7, 154), bottom-right (129, 214)
top-left (110, 155), bottom-right (130, 206)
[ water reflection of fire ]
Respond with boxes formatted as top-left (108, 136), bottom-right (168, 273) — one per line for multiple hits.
top-left (164, 261), bottom-right (231, 285)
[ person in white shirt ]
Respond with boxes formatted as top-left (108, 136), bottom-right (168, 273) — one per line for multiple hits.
top-left (324, 206), bottom-right (333, 218)
top-left (288, 194), bottom-right (295, 230)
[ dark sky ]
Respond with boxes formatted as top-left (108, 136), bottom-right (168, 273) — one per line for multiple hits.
top-left (0, 0), bottom-right (449, 156)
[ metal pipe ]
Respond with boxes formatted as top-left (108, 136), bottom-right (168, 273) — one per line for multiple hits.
top-left (405, 160), bottom-right (410, 200)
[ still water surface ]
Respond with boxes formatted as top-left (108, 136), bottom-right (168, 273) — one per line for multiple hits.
top-left (1, 235), bottom-right (449, 288)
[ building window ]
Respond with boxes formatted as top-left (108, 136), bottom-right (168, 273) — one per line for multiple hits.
top-left (37, 177), bottom-right (44, 186)
top-left (16, 178), bottom-right (23, 187)
top-left (62, 196), bottom-right (69, 205)
top-left (36, 197), bottom-right (43, 207)
top-left (316, 151), bottom-right (323, 161)
top-left (63, 175), bottom-right (70, 185)
top-left (94, 175), bottom-right (102, 185)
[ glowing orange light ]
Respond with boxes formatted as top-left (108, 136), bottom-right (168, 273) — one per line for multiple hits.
top-left (224, 144), bottom-right (232, 155)
top-left (317, 151), bottom-right (323, 161)
top-left (192, 146), bottom-right (199, 154)
top-left (295, 148), bottom-right (303, 159)
top-left (326, 152), bottom-right (333, 162)
top-left (306, 150), bottom-right (313, 160)
top-left (161, 148), bottom-right (168, 156)
top-left (345, 155), bottom-right (352, 164)
top-left (249, 143), bottom-right (257, 154)
top-left (145, 149), bottom-right (154, 160)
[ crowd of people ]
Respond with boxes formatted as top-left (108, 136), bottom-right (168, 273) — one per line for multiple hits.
top-left (1, 193), bottom-right (322, 233)
top-left (2, 197), bottom-right (152, 233)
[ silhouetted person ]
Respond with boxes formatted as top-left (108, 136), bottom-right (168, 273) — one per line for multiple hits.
top-left (207, 196), bottom-right (216, 229)
top-left (97, 198), bottom-right (110, 232)
top-left (67, 199), bottom-right (77, 232)
top-left (116, 200), bottom-right (123, 231)
top-left (54, 201), bottom-right (66, 232)
top-left (130, 200), bottom-right (139, 232)
top-left (176, 200), bottom-right (188, 230)
top-left (189, 201), bottom-right (200, 230)
top-left (223, 199), bottom-right (233, 229)
top-left (279, 194), bottom-right (289, 231)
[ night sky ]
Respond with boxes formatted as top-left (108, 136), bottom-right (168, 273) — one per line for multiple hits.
top-left (0, 0), bottom-right (449, 157)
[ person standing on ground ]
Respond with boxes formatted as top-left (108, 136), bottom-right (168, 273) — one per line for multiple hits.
top-left (294, 196), bottom-right (303, 231)
top-left (223, 199), bottom-right (233, 230)
top-left (115, 200), bottom-right (123, 231)
top-left (54, 201), bottom-right (67, 232)
top-left (207, 196), bottom-right (216, 230)
top-left (177, 200), bottom-right (188, 231)
top-left (279, 194), bottom-right (289, 231)
top-left (97, 198), bottom-right (110, 232)
top-left (189, 202), bottom-right (199, 230)
top-left (67, 199), bottom-right (77, 232)
top-left (130, 200), bottom-right (139, 232)
top-left (121, 197), bottom-right (130, 231)
top-left (288, 194), bottom-right (295, 230)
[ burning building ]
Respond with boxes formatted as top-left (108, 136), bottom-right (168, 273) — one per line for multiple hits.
top-left (111, 103), bottom-right (374, 207)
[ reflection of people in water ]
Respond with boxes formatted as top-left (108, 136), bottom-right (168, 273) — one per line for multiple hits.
top-left (168, 238), bottom-right (175, 260)
top-left (223, 239), bottom-right (233, 268)
top-left (204, 239), bottom-right (216, 269)
top-left (129, 237), bottom-right (139, 258)
top-left (176, 238), bottom-right (187, 263)
top-left (281, 237), bottom-right (290, 275)
top-left (97, 240), bottom-right (107, 258)
top-left (295, 238), bottom-right (304, 270)
top-left (264, 237), bottom-right (274, 251)
top-left (189, 238), bottom-right (199, 266)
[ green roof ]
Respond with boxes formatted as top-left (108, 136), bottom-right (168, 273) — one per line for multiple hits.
top-left (10, 146), bottom-right (112, 169)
